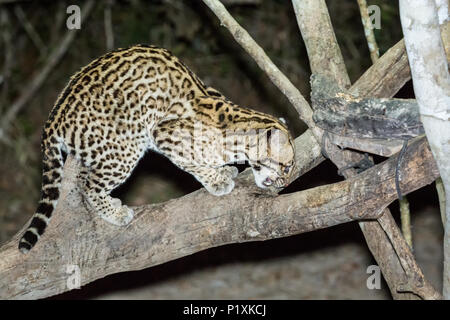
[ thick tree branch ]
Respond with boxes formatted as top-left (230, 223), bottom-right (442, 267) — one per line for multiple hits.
top-left (292, 0), bottom-right (351, 90)
top-left (311, 75), bottom-right (424, 140)
top-left (351, 21), bottom-right (450, 98)
top-left (0, 137), bottom-right (439, 299)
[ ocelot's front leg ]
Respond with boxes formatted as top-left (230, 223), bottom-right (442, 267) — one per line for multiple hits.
top-left (153, 118), bottom-right (238, 196)
top-left (77, 160), bottom-right (136, 226)
top-left (185, 165), bottom-right (239, 196)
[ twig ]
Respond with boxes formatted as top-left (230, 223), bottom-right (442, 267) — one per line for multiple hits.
top-left (50, 1), bottom-right (68, 46)
top-left (0, 8), bottom-right (13, 114)
top-left (436, 178), bottom-right (447, 227)
top-left (357, 0), bottom-right (380, 63)
top-left (13, 5), bottom-right (47, 56)
top-left (292, 0), bottom-right (351, 90)
top-left (0, 0), bottom-right (96, 143)
top-left (221, 0), bottom-right (261, 5)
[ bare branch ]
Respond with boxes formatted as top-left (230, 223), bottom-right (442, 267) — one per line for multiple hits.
top-left (0, 8), bottom-right (13, 114)
top-left (292, 0), bottom-right (351, 90)
top-left (436, 177), bottom-right (447, 226)
top-left (351, 21), bottom-right (450, 98)
top-left (221, 0), bottom-right (261, 5)
top-left (357, 0), bottom-right (380, 63)
top-left (399, 198), bottom-right (412, 248)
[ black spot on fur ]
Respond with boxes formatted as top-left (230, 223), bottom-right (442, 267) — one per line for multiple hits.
top-left (37, 202), bottom-right (53, 218)
top-left (18, 241), bottom-right (31, 252)
top-left (215, 102), bottom-right (223, 111)
top-left (23, 230), bottom-right (38, 244)
top-left (42, 175), bottom-right (50, 185)
top-left (44, 187), bottom-right (60, 201)
top-left (30, 217), bottom-right (47, 235)
top-left (208, 90), bottom-right (222, 97)
top-left (51, 171), bottom-right (60, 180)
top-left (267, 130), bottom-right (272, 144)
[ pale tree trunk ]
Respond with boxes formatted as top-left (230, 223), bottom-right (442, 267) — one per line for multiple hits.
top-left (399, 0), bottom-right (450, 298)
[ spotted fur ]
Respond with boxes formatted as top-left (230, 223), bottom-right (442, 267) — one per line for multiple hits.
top-left (19, 45), bottom-right (296, 253)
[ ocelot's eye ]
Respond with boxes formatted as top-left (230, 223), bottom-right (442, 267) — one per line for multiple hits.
top-left (284, 166), bottom-right (291, 174)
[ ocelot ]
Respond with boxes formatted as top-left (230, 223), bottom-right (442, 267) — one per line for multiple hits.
top-left (19, 44), bottom-right (296, 253)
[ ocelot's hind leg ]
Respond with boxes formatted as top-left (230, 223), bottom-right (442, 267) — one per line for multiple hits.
top-left (78, 163), bottom-right (135, 226)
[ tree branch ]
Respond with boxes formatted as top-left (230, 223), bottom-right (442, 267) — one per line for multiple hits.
top-left (292, 0), bottom-right (351, 90)
top-left (351, 21), bottom-right (450, 98)
top-left (0, 137), bottom-right (439, 299)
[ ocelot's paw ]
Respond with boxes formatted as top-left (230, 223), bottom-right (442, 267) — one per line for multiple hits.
top-left (205, 166), bottom-right (238, 196)
top-left (100, 197), bottom-right (134, 226)
top-left (223, 165), bottom-right (239, 178)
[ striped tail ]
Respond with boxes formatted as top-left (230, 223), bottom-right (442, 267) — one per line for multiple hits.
top-left (19, 140), bottom-right (64, 254)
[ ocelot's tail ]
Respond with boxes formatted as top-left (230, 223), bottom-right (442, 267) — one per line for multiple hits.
top-left (19, 138), bottom-right (64, 254)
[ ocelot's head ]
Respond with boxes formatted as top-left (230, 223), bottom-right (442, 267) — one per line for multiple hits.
top-left (250, 128), bottom-right (296, 189)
